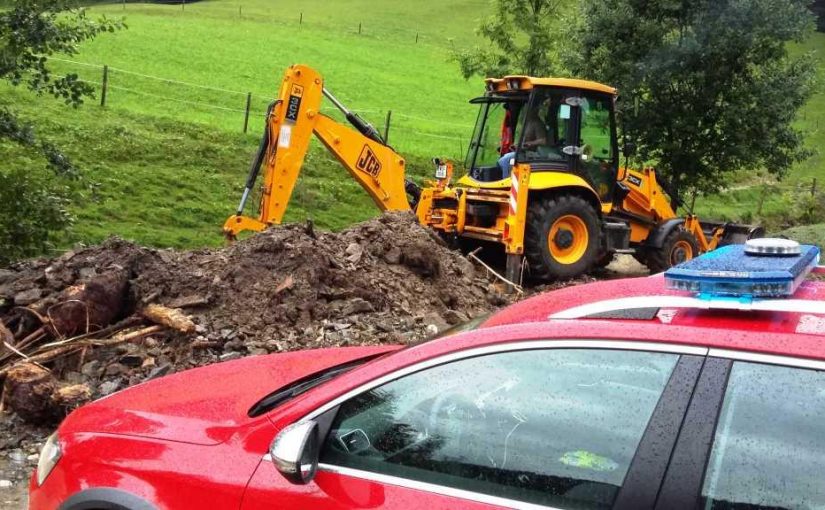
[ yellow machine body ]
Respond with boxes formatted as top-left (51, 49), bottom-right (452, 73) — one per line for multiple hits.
top-left (225, 65), bottom-right (759, 281)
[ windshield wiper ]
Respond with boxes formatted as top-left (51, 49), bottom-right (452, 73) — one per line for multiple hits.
top-left (247, 355), bottom-right (382, 418)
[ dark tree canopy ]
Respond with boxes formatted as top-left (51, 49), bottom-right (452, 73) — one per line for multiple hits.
top-left (452, 0), bottom-right (566, 79)
top-left (570, 0), bottom-right (817, 201)
top-left (0, 0), bottom-right (122, 263)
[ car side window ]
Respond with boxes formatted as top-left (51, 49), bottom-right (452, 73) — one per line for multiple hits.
top-left (702, 361), bottom-right (825, 510)
top-left (320, 348), bottom-right (679, 509)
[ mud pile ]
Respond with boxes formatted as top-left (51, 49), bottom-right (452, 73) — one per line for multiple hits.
top-left (0, 212), bottom-right (509, 423)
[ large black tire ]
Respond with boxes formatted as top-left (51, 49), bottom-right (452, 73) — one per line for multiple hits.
top-left (524, 195), bottom-right (601, 280)
top-left (646, 228), bottom-right (699, 273)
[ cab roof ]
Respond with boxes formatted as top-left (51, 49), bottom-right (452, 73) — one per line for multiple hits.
top-left (485, 75), bottom-right (617, 95)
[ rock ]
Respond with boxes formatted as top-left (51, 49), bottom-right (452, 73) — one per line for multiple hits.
top-left (0, 269), bottom-right (15, 284)
top-left (98, 380), bottom-right (120, 396)
top-left (146, 363), bottom-right (172, 381)
top-left (219, 352), bottom-right (242, 362)
top-left (345, 243), bottom-right (364, 263)
top-left (0, 480), bottom-right (12, 489)
top-left (443, 309), bottom-right (469, 325)
top-left (342, 298), bottom-right (374, 316)
top-left (425, 324), bottom-right (439, 336)
top-left (81, 360), bottom-right (101, 377)
top-left (119, 355), bottom-right (144, 368)
top-left (104, 363), bottom-right (126, 376)
top-left (383, 246), bottom-right (402, 264)
top-left (78, 267), bottom-right (97, 280)
top-left (13, 288), bottom-right (42, 306)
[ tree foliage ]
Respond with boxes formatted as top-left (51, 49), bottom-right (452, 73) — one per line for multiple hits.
top-left (452, 0), bottom-right (566, 79)
top-left (570, 0), bottom-right (817, 201)
top-left (0, 0), bottom-right (121, 264)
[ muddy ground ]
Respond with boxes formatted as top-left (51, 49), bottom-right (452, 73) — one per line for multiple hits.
top-left (0, 212), bottom-right (647, 507)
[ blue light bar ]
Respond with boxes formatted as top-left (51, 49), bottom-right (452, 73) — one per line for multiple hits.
top-left (664, 242), bottom-right (820, 298)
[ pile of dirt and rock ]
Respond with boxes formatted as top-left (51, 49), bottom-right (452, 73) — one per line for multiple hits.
top-left (0, 212), bottom-right (511, 425)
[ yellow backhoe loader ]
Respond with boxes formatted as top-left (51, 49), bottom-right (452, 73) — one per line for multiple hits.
top-left (224, 64), bottom-right (761, 282)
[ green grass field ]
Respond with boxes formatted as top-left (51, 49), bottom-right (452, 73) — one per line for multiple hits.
top-left (1, 0), bottom-right (823, 251)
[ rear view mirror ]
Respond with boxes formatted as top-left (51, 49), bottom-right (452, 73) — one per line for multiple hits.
top-left (270, 421), bottom-right (320, 485)
top-left (622, 141), bottom-right (637, 158)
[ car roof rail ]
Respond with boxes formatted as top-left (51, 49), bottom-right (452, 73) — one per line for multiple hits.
top-left (549, 294), bottom-right (825, 320)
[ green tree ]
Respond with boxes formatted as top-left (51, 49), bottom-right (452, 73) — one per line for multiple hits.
top-left (452, 0), bottom-right (566, 79)
top-left (0, 0), bottom-right (121, 264)
top-left (570, 0), bottom-right (817, 202)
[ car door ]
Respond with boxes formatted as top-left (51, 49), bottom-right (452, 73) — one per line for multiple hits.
top-left (242, 341), bottom-right (705, 510)
top-left (655, 351), bottom-right (825, 509)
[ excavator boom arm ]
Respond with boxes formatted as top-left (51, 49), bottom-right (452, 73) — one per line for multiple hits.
top-left (223, 65), bottom-right (411, 238)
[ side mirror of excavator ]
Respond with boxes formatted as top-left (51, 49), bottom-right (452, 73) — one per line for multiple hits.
top-left (622, 141), bottom-right (637, 158)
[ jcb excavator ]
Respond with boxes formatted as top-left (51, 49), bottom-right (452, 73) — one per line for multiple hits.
top-left (224, 64), bottom-right (761, 282)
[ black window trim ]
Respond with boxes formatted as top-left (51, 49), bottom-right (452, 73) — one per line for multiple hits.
top-left (655, 349), bottom-right (825, 509)
top-left (300, 340), bottom-right (707, 510)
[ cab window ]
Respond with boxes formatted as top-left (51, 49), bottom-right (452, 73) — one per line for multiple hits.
top-left (578, 94), bottom-right (617, 201)
top-left (320, 348), bottom-right (678, 509)
top-left (702, 361), bottom-right (825, 509)
top-left (516, 88), bottom-right (575, 167)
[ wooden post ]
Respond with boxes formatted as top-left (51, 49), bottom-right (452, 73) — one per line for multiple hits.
top-left (100, 65), bottom-right (109, 107)
top-left (812, 178), bottom-right (817, 197)
top-left (238, 4), bottom-right (242, 17)
top-left (358, 22), bottom-right (362, 34)
top-left (299, 12), bottom-right (302, 24)
top-left (243, 92), bottom-right (252, 133)
top-left (415, 33), bottom-right (419, 43)
top-left (383, 110), bottom-right (392, 143)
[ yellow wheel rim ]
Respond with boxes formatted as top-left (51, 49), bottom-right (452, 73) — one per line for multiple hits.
top-left (548, 215), bottom-right (589, 265)
top-left (670, 240), bottom-right (694, 266)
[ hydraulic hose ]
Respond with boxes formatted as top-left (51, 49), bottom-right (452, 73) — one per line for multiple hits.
top-left (236, 100), bottom-right (279, 215)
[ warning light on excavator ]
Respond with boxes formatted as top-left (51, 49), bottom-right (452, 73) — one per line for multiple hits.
top-left (664, 239), bottom-right (820, 298)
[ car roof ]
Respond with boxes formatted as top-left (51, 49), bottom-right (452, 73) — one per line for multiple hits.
top-left (473, 272), bottom-right (825, 360)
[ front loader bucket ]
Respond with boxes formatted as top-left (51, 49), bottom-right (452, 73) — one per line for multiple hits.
top-left (701, 221), bottom-right (765, 247)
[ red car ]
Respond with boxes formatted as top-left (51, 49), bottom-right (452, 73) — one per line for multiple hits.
top-left (29, 240), bottom-right (825, 510)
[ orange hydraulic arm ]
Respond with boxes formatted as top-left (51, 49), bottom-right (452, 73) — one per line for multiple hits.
top-left (223, 65), bottom-right (412, 239)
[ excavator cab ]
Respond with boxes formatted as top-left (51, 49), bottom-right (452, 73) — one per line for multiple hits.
top-left (463, 81), bottom-right (619, 204)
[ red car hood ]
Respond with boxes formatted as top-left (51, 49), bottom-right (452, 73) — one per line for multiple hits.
top-left (59, 346), bottom-right (398, 445)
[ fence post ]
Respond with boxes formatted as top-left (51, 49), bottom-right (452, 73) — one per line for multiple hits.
top-left (358, 22), bottom-right (362, 34)
top-left (812, 178), bottom-right (817, 197)
top-left (383, 110), bottom-right (392, 142)
top-left (415, 33), bottom-right (419, 43)
top-left (100, 65), bottom-right (109, 107)
top-left (243, 92), bottom-right (252, 133)
top-left (299, 12), bottom-right (302, 24)
top-left (756, 184), bottom-right (768, 216)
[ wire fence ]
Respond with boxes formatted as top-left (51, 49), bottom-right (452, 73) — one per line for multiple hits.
top-left (46, 56), bottom-right (474, 160)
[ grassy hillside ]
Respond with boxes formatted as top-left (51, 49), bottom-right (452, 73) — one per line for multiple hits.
top-left (1, 0), bottom-right (823, 252)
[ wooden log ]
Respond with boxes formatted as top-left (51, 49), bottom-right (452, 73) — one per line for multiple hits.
top-left (47, 270), bottom-right (129, 337)
top-left (3, 363), bottom-right (57, 422)
top-left (141, 304), bottom-right (195, 334)
top-left (52, 384), bottom-right (92, 413)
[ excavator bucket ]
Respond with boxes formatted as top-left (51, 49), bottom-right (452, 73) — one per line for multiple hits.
top-left (701, 221), bottom-right (765, 247)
